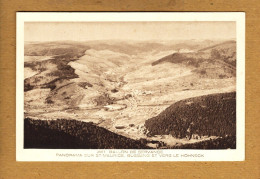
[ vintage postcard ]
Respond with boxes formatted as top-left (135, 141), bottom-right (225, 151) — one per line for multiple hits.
top-left (16, 12), bottom-right (245, 161)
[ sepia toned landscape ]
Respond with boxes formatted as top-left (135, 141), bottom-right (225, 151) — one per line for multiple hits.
top-left (23, 22), bottom-right (236, 149)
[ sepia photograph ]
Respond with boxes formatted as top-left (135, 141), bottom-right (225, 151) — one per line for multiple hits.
top-left (16, 12), bottom-right (245, 161)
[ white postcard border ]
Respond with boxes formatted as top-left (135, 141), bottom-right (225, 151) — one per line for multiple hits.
top-left (16, 12), bottom-right (245, 161)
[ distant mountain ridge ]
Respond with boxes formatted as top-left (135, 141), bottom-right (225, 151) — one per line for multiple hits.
top-left (24, 39), bottom-right (226, 56)
top-left (152, 40), bottom-right (236, 79)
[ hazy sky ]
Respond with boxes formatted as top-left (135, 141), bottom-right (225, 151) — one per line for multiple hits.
top-left (24, 21), bottom-right (236, 42)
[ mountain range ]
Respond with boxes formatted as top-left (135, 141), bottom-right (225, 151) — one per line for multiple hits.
top-left (24, 39), bottom-right (236, 149)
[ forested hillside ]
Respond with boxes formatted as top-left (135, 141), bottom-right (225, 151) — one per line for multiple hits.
top-left (24, 118), bottom-right (151, 149)
top-left (145, 92), bottom-right (236, 139)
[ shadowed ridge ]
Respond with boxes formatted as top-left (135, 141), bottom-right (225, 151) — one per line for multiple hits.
top-left (145, 92), bottom-right (236, 139)
top-left (24, 118), bottom-right (151, 149)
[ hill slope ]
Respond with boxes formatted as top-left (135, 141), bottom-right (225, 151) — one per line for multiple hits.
top-left (145, 92), bottom-right (236, 139)
top-left (24, 118), bottom-right (151, 149)
top-left (24, 117), bottom-right (236, 149)
top-left (152, 41), bottom-right (236, 79)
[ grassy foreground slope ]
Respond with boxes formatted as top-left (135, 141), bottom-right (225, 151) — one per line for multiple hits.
top-left (145, 92), bottom-right (236, 139)
top-left (24, 118), bottom-right (151, 149)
